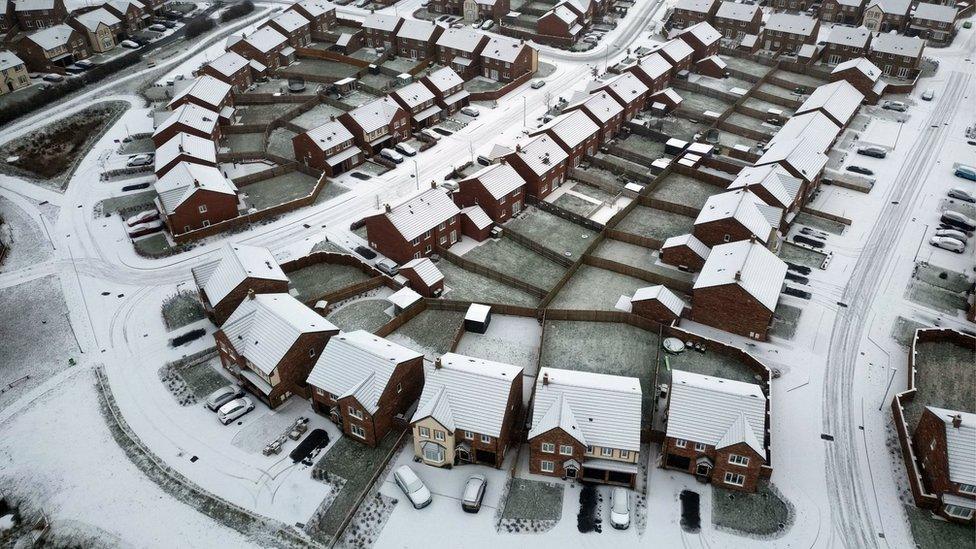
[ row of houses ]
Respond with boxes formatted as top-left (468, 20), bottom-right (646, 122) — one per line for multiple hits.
top-left (0, 0), bottom-right (162, 35)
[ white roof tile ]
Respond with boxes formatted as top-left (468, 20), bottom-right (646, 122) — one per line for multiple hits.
top-left (667, 370), bottom-right (767, 457)
top-left (397, 19), bottom-right (438, 41)
top-left (154, 132), bottom-right (216, 173)
top-left (392, 81), bottom-right (435, 109)
top-left (681, 21), bottom-right (721, 45)
top-left (675, 0), bottom-right (716, 13)
top-left (795, 80), bottom-right (864, 126)
top-left (303, 120), bottom-right (354, 151)
top-left (833, 57), bottom-right (882, 82)
top-left (207, 51), bottom-right (250, 77)
top-left (291, 0), bottom-right (335, 17)
top-left (695, 190), bottom-right (776, 244)
top-left (270, 10), bottom-right (311, 33)
top-left (244, 26), bottom-right (288, 53)
top-left (72, 8), bottom-right (121, 32)
top-left (506, 134), bottom-right (569, 176)
top-left (381, 187), bottom-right (460, 242)
top-left (530, 110), bottom-right (599, 150)
top-left (715, 1), bottom-right (759, 21)
top-left (727, 164), bottom-right (802, 209)
top-left (765, 12), bottom-right (818, 35)
top-left (631, 285), bottom-right (687, 316)
top-left (598, 72), bottom-right (649, 105)
top-left (460, 162), bottom-right (527, 199)
top-left (768, 110), bottom-right (841, 152)
top-left (461, 205), bottom-right (492, 229)
top-left (168, 75), bottom-right (232, 109)
top-left (568, 90), bottom-right (624, 123)
top-left (191, 243), bottom-right (289, 307)
top-left (636, 52), bottom-right (672, 80)
top-left (694, 239), bottom-right (787, 311)
top-left (913, 2), bottom-right (956, 23)
top-left (871, 33), bottom-right (924, 58)
top-left (662, 233), bottom-right (711, 258)
top-left (825, 25), bottom-right (871, 48)
top-left (482, 36), bottom-right (526, 63)
top-left (28, 24), bottom-right (76, 51)
top-left (755, 137), bottom-right (828, 183)
top-left (926, 407), bottom-right (976, 486)
top-left (154, 162), bottom-right (237, 214)
top-left (400, 257), bottom-right (444, 287)
top-left (0, 51), bottom-right (25, 72)
top-left (436, 28), bottom-right (486, 52)
top-left (154, 103), bottom-right (219, 139)
top-left (423, 67), bottom-right (464, 93)
top-left (658, 39), bottom-right (694, 62)
top-left (362, 12), bottom-right (401, 32)
top-left (345, 96), bottom-right (403, 134)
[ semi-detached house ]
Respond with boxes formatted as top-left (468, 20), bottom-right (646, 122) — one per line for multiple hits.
top-left (677, 21), bottom-right (721, 62)
top-left (453, 162), bottom-right (527, 223)
top-left (421, 66), bottom-right (470, 114)
top-left (670, 0), bottom-right (719, 29)
top-left (365, 187), bottom-right (461, 264)
top-left (480, 36), bottom-right (537, 83)
top-left (823, 25), bottom-right (872, 65)
top-left (754, 136), bottom-right (828, 199)
top-left (502, 134), bottom-right (570, 200)
top-left (762, 13), bottom-right (819, 54)
top-left (391, 81), bottom-right (442, 129)
top-left (538, 4), bottom-right (582, 41)
top-left (263, 9), bottom-right (312, 48)
top-left (154, 132), bottom-right (217, 177)
top-left (201, 51), bottom-right (266, 92)
top-left (436, 28), bottom-right (487, 79)
top-left (292, 120), bottom-right (362, 176)
top-left (627, 52), bottom-right (672, 92)
top-left (528, 109), bottom-right (600, 167)
top-left (767, 111), bottom-right (841, 157)
top-left (153, 162), bottom-right (240, 235)
top-left (693, 189), bottom-right (781, 250)
top-left (726, 164), bottom-right (804, 220)
top-left (0, 51), bottom-right (30, 96)
top-left (152, 103), bottom-right (221, 147)
top-left (104, 0), bottom-right (147, 34)
top-left (339, 96), bottom-right (411, 156)
top-left (395, 19), bottom-right (442, 60)
top-left (654, 39), bottom-right (694, 75)
top-left (590, 71), bottom-right (649, 121)
top-left (910, 3), bottom-right (957, 46)
top-left (564, 90), bottom-right (625, 143)
top-left (228, 26), bottom-right (290, 71)
top-left (168, 75), bottom-right (234, 120)
top-left (361, 12), bottom-right (402, 49)
top-left (19, 23), bottom-right (90, 71)
top-left (191, 243), bottom-right (290, 326)
top-left (713, 1), bottom-right (762, 39)
top-left (68, 8), bottom-right (121, 53)
top-left (287, 0), bottom-right (337, 34)
top-left (869, 33), bottom-right (924, 78)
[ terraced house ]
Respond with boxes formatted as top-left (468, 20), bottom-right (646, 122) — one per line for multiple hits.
top-left (365, 187), bottom-right (461, 263)
top-left (627, 52), bottom-right (672, 92)
top-left (153, 132), bottom-right (217, 177)
top-left (564, 90), bottom-right (625, 143)
top-left (395, 19), bottom-right (442, 60)
top-left (287, 0), bottom-right (336, 34)
top-left (909, 3), bottom-right (958, 46)
top-left (292, 120), bottom-right (362, 176)
top-left (453, 161), bottom-right (528, 222)
top-left (228, 26), bottom-right (290, 71)
top-left (589, 71), bottom-right (649, 121)
top-left (528, 109), bottom-right (600, 167)
top-left (868, 33), bottom-right (924, 78)
top-left (12, 0), bottom-right (67, 31)
top-left (167, 75), bottom-right (234, 118)
top-left (201, 51), bottom-right (265, 92)
top-left (823, 25), bottom-right (872, 65)
top-left (502, 134), bottom-right (570, 200)
top-left (712, 1), bottom-right (761, 39)
top-left (339, 96), bottom-right (411, 156)
top-left (152, 103), bottom-right (221, 147)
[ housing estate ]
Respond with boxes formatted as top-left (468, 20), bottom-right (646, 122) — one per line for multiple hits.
top-left (365, 187), bottom-right (462, 264)
top-left (191, 243), bottom-right (290, 326)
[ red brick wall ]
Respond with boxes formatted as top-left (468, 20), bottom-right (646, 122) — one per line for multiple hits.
top-left (690, 284), bottom-right (774, 340)
top-left (632, 299), bottom-right (680, 324)
top-left (200, 65), bottom-right (253, 92)
top-left (528, 428), bottom-right (586, 477)
top-left (165, 189), bottom-right (239, 234)
top-left (366, 211), bottom-right (461, 264)
top-left (453, 178), bottom-right (525, 222)
top-left (506, 155), bottom-right (567, 200)
top-left (661, 245), bottom-right (706, 272)
top-left (662, 437), bottom-right (764, 492)
top-left (537, 13), bottom-right (573, 39)
top-left (206, 278), bottom-right (290, 326)
top-left (714, 13), bottom-right (762, 38)
top-left (330, 355), bottom-right (424, 446)
top-left (693, 219), bottom-right (771, 248)
top-left (400, 268), bottom-right (444, 297)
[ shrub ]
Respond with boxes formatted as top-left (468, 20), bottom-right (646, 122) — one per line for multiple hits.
top-left (221, 0), bottom-right (254, 22)
top-left (184, 16), bottom-right (216, 39)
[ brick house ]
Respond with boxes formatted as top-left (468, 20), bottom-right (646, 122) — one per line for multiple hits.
top-left (590, 71), bottom-right (649, 121)
top-left (794, 80), bottom-right (864, 129)
top-left (421, 66), bottom-right (470, 115)
top-left (152, 103), bottom-right (221, 147)
top-left (201, 51), bottom-right (265, 92)
top-left (822, 25), bottom-right (871, 65)
top-left (154, 132), bottom-right (217, 178)
top-left (459, 206), bottom-right (493, 241)
top-left (480, 36), bottom-right (537, 83)
top-left (465, 0), bottom-right (510, 21)
top-left (399, 257), bottom-right (444, 297)
top-left (287, 0), bottom-right (336, 34)
top-left (13, 0), bottom-right (67, 31)
top-left (727, 164), bottom-right (804, 220)
top-left (292, 120), bottom-right (363, 176)
top-left (68, 8), bottom-right (122, 53)
top-left (564, 90), bottom-right (625, 143)
top-left (216, 293), bottom-right (339, 408)
top-left (228, 26), bottom-right (290, 71)
top-left (663, 370), bottom-right (769, 492)
top-left (361, 12), bottom-right (402, 50)
top-left (528, 368), bottom-right (642, 487)
top-left (660, 233), bottom-right (710, 272)
top-left (713, 1), bottom-right (762, 39)
top-left (912, 407), bottom-right (976, 525)
top-left (167, 74), bottom-right (234, 116)
top-left (153, 162), bottom-right (240, 235)
top-left (411, 353), bottom-right (523, 468)
top-left (868, 33), bottom-right (924, 78)
top-left (537, 5), bottom-right (582, 41)
top-left (627, 52), bottom-right (672, 92)
top-left (528, 109), bottom-right (600, 167)
top-left (767, 112), bottom-right (841, 160)
top-left (830, 57), bottom-right (886, 103)
top-left (0, 3), bottom-right (12, 34)
top-left (630, 285), bottom-right (686, 324)
top-left (861, 0), bottom-right (911, 33)
top-left (263, 9), bottom-right (312, 48)
top-left (395, 19), bottom-right (442, 61)
top-left (339, 96), bottom-right (411, 156)
top-left (104, 0), bottom-right (147, 34)
top-left (821, 0), bottom-right (865, 25)
top-left (655, 39), bottom-right (694, 75)
top-left (307, 330), bottom-right (424, 447)
top-left (0, 51), bottom-right (30, 96)
top-left (693, 190), bottom-right (781, 250)
top-left (677, 21), bottom-right (721, 62)
top-left (754, 137), bottom-right (828, 199)
top-left (563, 0), bottom-right (594, 24)
top-left (761, 13), bottom-right (819, 54)
top-left (19, 24), bottom-right (90, 71)
top-left (690, 239), bottom-right (787, 340)
top-left (767, 0), bottom-right (814, 10)
top-left (453, 162), bottom-right (527, 222)
top-left (669, 0), bottom-right (718, 29)
top-left (191, 243), bottom-right (290, 326)
top-left (502, 134), bottom-right (570, 200)
top-left (435, 28), bottom-right (487, 79)
top-left (909, 4), bottom-right (957, 46)
top-left (365, 187), bottom-right (461, 263)
top-left (391, 81), bottom-right (442, 128)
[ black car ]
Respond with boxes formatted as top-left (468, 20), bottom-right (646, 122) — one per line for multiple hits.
top-left (355, 245), bottom-right (377, 259)
top-left (846, 165), bottom-right (874, 176)
top-left (857, 147), bottom-right (887, 159)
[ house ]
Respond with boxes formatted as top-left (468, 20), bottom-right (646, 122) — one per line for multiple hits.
top-left (590, 71), bottom-right (649, 120)
top-left (537, 5), bottom-right (582, 41)
top-left (288, 0), bottom-right (336, 34)
top-left (754, 136), bottom-right (828, 196)
top-left (649, 87), bottom-right (683, 113)
top-left (693, 189), bottom-right (780, 249)
top-left (104, 0), bottom-right (147, 34)
top-left (528, 109), bottom-right (600, 167)
top-left (436, 28), bottom-right (487, 79)
top-left (912, 407), bottom-right (976, 525)
top-left (201, 51), bottom-right (265, 92)
top-left (768, 111), bottom-right (841, 156)
top-left (263, 9), bottom-right (312, 48)
top-left (690, 239), bottom-right (787, 340)
top-left (630, 285), bottom-right (686, 324)
top-left (627, 52), bottom-right (672, 92)
top-left (727, 164), bottom-right (804, 219)
top-left (677, 21), bottom-right (721, 61)
top-left (292, 120), bottom-right (362, 176)
top-left (528, 368), bottom-right (642, 487)
top-left (19, 24), bottom-right (90, 71)
top-left (563, 0), bottom-right (594, 23)
top-left (713, 2), bottom-right (762, 39)
top-left (762, 13), bottom-right (819, 54)
top-left (660, 233), bottom-right (710, 272)
top-left (663, 370), bottom-right (769, 492)
top-left (794, 80), bottom-right (864, 128)
top-left (459, 205), bottom-right (493, 241)
top-left (391, 81), bottom-right (442, 128)
top-left (861, 0), bottom-right (911, 32)
top-left (217, 293), bottom-right (339, 408)
top-left (453, 162), bottom-right (527, 222)
top-left (339, 97), bottom-right (410, 156)
top-left (395, 19), bottom-right (442, 61)
top-left (480, 36), bottom-right (537, 83)
top-left (168, 75), bottom-right (234, 118)
top-left (154, 132), bottom-right (217, 177)
top-left (821, 0), bottom-right (865, 25)
top-left (502, 134), bottom-right (570, 200)
top-left (654, 39), bottom-right (694, 74)
top-left (361, 12), bottom-right (402, 50)
top-left (399, 257), bottom-right (444, 297)
top-left (429, 0), bottom-right (509, 20)
top-left (365, 187), bottom-right (461, 263)
top-left (152, 103), bottom-right (221, 147)
top-left (68, 8), bottom-right (121, 53)
top-left (307, 330), bottom-right (424, 446)
top-left (421, 66), bottom-right (469, 114)
top-left (670, 0), bottom-right (719, 29)
top-left (564, 90), bottom-right (625, 143)
top-left (868, 33), bottom-right (924, 78)
top-left (411, 353), bottom-right (523, 468)
top-left (228, 26), bottom-right (290, 71)
top-left (0, 51), bottom-right (30, 96)
top-left (191, 243), bottom-right (290, 325)
top-left (154, 162), bottom-right (240, 235)
top-left (910, 3), bottom-right (957, 45)
top-left (13, 0), bottom-right (67, 31)
top-left (830, 57), bottom-right (886, 103)
top-left (0, 3), bottom-right (12, 34)
top-left (767, 0), bottom-right (814, 10)
top-left (823, 25), bottom-right (871, 65)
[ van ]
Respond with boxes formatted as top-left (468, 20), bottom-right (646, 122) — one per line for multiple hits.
top-left (380, 148), bottom-right (404, 163)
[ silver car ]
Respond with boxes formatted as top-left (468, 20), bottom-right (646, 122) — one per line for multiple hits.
top-left (461, 475), bottom-right (487, 513)
top-left (393, 466), bottom-right (432, 509)
top-left (217, 397), bottom-right (254, 425)
top-left (948, 187), bottom-right (975, 203)
top-left (609, 487), bottom-right (631, 529)
top-left (205, 385), bottom-right (244, 411)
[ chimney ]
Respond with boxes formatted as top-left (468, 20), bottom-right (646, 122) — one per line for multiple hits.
top-left (516, 144), bottom-right (522, 153)
top-left (247, 288), bottom-right (256, 300)
top-left (431, 181), bottom-right (437, 189)
top-left (178, 143), bottom-right (184, 153)
top-left (734, 270), bottom-right (741, 281)
top-left (542, 372), bottom-right (549, 386)
top-left (952, 414), bottom-right (963, 429)
top-left (384, 203), bottom-right (392, 213)
top-left (434, 357), bottom-right (442, 369)
top-left (193, 178), bottom-right (201, 187)
top-left (749, 234), bottom-right (756, 244)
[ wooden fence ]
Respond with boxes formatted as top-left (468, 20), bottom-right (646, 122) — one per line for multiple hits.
top-left (468, 70), bottom-right (537, 102)
top-left (606, 228), bottom-right (662, 250)
top-left (437, 246), bottom-right (548, 299)
top-left (583, 255), bottom-right (693, 293)
top-left (526, 195), bottom-right (605, 232)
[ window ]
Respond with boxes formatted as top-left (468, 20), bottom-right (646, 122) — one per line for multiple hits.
top-left (728, 454), bottom-right (750, 467)
top-left (960, 484), bottom-right (976, 495)
top-left (620, 450), bottom-right (630, 459)
top-left (424, 230), bottom-right (431, 239)
top-left (434, 430), bottom-right (445, 441)
top-left (601, 447), bottom-right (613, 457)
top-left (724, 472), bottom-right (745, 486)
top-left (586, 445), bottom-right (594, 454)
top-left (425, 244), bottom-right (432, 253)
top-left (348, 406), bottom-right (363, 420)
top-left (481, 434), bottom-right (491, 443)
top-left (350, 424), bottom-right (366, 439)
top-left (418, 426), bottom-right (430, 438)
top-left (308, 348), bottom-right (316, 357)
top-left (438, 222), bottom-right (446, 230)
top-left (944, 504), bottom-right (974, 520)
top-left (396, 382), bottom-right (402, 393)
top-left (675, 439), bottom-right (687, 448)
top-left (423, 442), bottom-right (444, 463)
top-left (540, 460), bottom-right (555, 473)
top-left (559, 444), bottom-right (573, 455)
top-left (541, 442), bottom-right (555, 453)
top-left (464, 430), bottom-right (474, 440)
top-left (695, 442), bottom-right (706, 452)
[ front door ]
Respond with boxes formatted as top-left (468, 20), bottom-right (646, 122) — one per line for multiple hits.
top-left (450, 230), bottom-right (457, 244)
top-left (565, 467), bottom-right (577, 478)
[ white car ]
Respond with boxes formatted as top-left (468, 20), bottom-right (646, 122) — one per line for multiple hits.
top-left (921, 89), bottom-right (934, 101)
top-left (126, 153), bottom-right (153, 167)
top-left (120, 39), bottom-right (140, 49)
top-left (148, 23), bottom-right (167, 32)
top-left (460, 106), bottom-right (480, 117)
top-left (530, 80), bottom-right (546, 89)
top-left (205, 385), bottom-right (244, 411)
top-left (929, 236), bottom-right (966, 253)
top-left (934, 228), bottom-right (968, 242)
top-left (609, 487), bottom-right (631, 530)
top-left (421, 128), bottom-right (441, 141)
top-left (395, 142), bottom-right (417, 156)
top-left (393, 466), bottom-right (432, 509)
top-left (883, 100), bottom-right (908, 112)
top-left (217, 397), bottom-right (254, 425)
top-left (480, 20), bottom-right (494, 30)
top-left (380, 148), bottom-right (404, 163)
top-left (948, 187), bottom-right (975, 203)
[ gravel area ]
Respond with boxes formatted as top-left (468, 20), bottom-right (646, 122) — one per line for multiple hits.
top-left (553, 192), bottom-right (600, 217)
top-left (500, 478), bottom-right (564, 521)
top-left (236, 103), bottom-right (295, 125)
top-left (890, 316), bottom-right (927, 347)
top-left (904, 278), bottom-right (969, 314)
top-left (224, 133), bottom-right (265, 154)
top-left (723, 57), bottom-right (773, 79)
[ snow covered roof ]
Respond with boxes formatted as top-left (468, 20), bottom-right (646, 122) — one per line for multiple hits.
top-left (529, 367), bottom-right (642, 452)
top-left (866, 0), bottom-right (910, 14)
top-left (506, 134), bottom-right (569, 176)
top-left (0, 51), bottom-right (24, 72)
top-left (635, 52), bottom-right (672, 80)
top-left (674, 0), bottom-right (716, 14)
top-left (362, 12), bottom-right (401, 32)
top-left (694, 239), bottom-right (787, 311)
top-left (412, 353), bottom-right (522, 437)
top-left (926, 407), bottom-right (976, 487)
top-left (545, 4), bottom-right (579, 25)
top-left (72, 8), bottom-right (121, 32)
top-left (631, 285), bottom-right (687, 316)
top-left (567, 90), bottom-right (623, 123)
top-left (460, 162), bottom-right (526, 199)
top-left (481, 36), bottom-right (527, 63)
top-left (695, 190), bottom-right (776, 244)
top-left (833, 57), bottom-right (882, 82)
top-left (154, 132), bottom-right (216, 173)
top-left (727, 164), bottom-right (802, 209)
top-left (765, 12), bottom-right (817, 35)
top-left (756, 137), bottom-right (828, 183)
top-left (345, 97), bottom-right (403, 134)
top-left (662, 233), bottom-right (710, 259)
top-left (380, 187), bottom-right (460, 242)
top-left (913, 2), bottom-right (956, 23)
top-left (680, 21), bottom-right (721, 46)
top-left (388, 287), bottom-right (421, 309)
top-left (27, 24), bottom-right (77, 51)
top-left (154, 103), bottom-right (219, 138)
top-left (598, 72), bottom-right (649, 105)
top-left (400, 257), bottom-right (444, 287)
top-left (191, 243), bottom-right (289, 307)
top-left (392, 81), bottom-right (435, 109)
top-left (666, 370), bottom-right (767, 457)
top-left (14, 0), bottom-right (56, 11)
top-left (871, 33), bottom-right (924, 58)
top-left (769, 111), bottom-right (841, 153)
top-left (168, 75), bottom-right (232, 109)
top-left (291, 0), bottom-right (335, 17)
top-left (106, 0), bottom-right (144, 14)
top-left (530, 110), bottom-right (599, 150)
top-left (796, 80), bottom-right (864, 127)
top-left (436, 28), bottom-right (486, 52)
top-left (423, 67), bottom-right (464, 93)
top-left (207, 51), bottom-right (250, 77)
top-left (657, 39), bottom-right (694, 62)
top-left (243, 26), bottom-right (288, 53)
top-left (223, 294), bottom-right (338, 375)
top-left (825, 25), bottom-right (870, 48)
top-left (269, 9), bottom-right (311, 33)
top-left (154, 162), bottom-right (237, 214)
top-left (396, 19), bottom-right (438, 41)
top-left (306, 330), bottom-right (421, 413)
top-left (461, 205), bottom-right (493, 230)
top-left (715, 1), bottom-right (759, 21)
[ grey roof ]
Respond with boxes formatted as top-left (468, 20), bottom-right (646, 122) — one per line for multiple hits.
top-left (530, 110), bottom-right (599, 149)
top-left (153, 162), bottom-right (237, 214)
top-left (765, 12), bottom-right (818, 36)
top-left (694, 239), bottom-right (787, 311)
top-left (926, 407), bottom-right (976, 487)
top-left (381, 187), bottom-right (460, 241)
top-left (666, 370), bottom-right (766, 457)
top-left (871, 32), bottom-right (924, 57)
top-left (913, 2), bottom-right (956, 23)
top-left (460, 162), bottom-right (527, 199)
top-left (795, 80), bottom-right (864, 127)
top-left (715, 1), bottom-right (759, 21)
top-left (0, 50), bottom-right (25, 72)
top-left (825, 25), bottom-right (870, 48)
top-left (345, 96), bottom-right (403, 134)
top-left (191, 243), bottom-right (289, 307)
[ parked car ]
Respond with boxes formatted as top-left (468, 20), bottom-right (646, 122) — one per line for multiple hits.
top-left (955, 165), bottom-right (976, 181)
top-left (921, 89), bottom-right (934, 101)
top-left (64, 64), bottom-right (86, 74)
top-left (126, 220), bottom-right (163, 238)
top-left (929, 236), bottom-right (966, 253)
top-left (609, 487), bottom-right (631, 529)
top-left (393, 466), bottom-right (432, 509)
top-left (460, 106), bottom-right (480, 117)
top-left (948, 187), bottom-right (975, 203)
top-left (148, 23), bottom-right (167, 32)
top-left (941, 211), bottom-right (976, 231)
top-left (461, 475), bottom-right (487, 513)
top-left (206, 385), bottom-right (245, 411)
top-left (480, 19), bottom-right (494, 30)
top-left (127, 153), bottom-right (154, 167)
top-left (120, 39), bottom-right (140, 48)
top-left (440, 181), bottom-right (458, 192)
top-left (883, 100), bottom-right (908, 112)
top-left (217, 397), bottom-right (255, 425)
top-left (935, 228), bottom-right (969, 242)
top-left (421, 128), bottom-right (441, 141)
top-left (355, 245), bottom-right (377, 259)
top-left (355, 0), bottom-right (370, 7)
top-left (380, 148), bottom-right (404, 163)
top-left (395, 142), bottom-right (417, 156)
top-left (530, 80), bottom-right (546, 89)
top-left (846, 165), bottom-right (874, 175)
top-left (375, 258), bottom-right (399, 277)
top-left (75, 59), bottom-right (94, 69)
top-left (42, 73), bottom-right (64, 82)
top-left (476, 155), bottom-right (492, 166)
top-left (857, 146), bottom-right (887, 158)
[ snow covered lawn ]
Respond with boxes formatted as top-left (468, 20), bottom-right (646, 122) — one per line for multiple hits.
top-left (500, 478), bottom-right (564, 523)
top-left (0, 195), bottom-right (52, 271)
top-left (711, 482), bottom-right (793, 538)
top-left (288, 261), bottom-right (371, 302)
top-left (614, 205), bottom-right (696, 242)
top-left (904, 505), bottom-right (976, 549)
top-left (507, 207), bottom-right (597, 258)
top-left (548, 265), bottom-right (648, 311)
top-left (650, 173), bottom-right (723, 211)
top-left (461, 238), bottom-right (567, 290)
top-left (454, 314), bottom-right (542, 374)
top-left (326, 293), bottom-right (394, 333)
top-left (902, 340), bottom-right (975, 429)
top-left (590, 239), bottom-right (693, 284)
top-left (387, 309), bottom-right (465, 361)
top-left (437, 260), bottom-right (540, 307)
